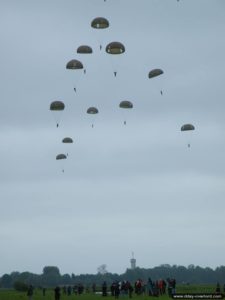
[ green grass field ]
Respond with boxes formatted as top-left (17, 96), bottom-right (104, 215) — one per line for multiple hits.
top-left (0, 285), bottom-right (218, 300)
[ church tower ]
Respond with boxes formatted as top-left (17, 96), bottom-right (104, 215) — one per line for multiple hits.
top-left (130, 252), bottom-right (136, 270)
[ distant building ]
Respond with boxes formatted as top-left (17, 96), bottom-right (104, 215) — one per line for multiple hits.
top-left (130, 252), bottom-right (136, 270)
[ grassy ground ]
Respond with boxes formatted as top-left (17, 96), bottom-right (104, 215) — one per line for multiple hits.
top-left (0, 285), bottom-right (218, 300)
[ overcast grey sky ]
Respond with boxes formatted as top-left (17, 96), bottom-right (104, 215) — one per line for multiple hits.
top-left (1, 0), bottom-right (225, 276)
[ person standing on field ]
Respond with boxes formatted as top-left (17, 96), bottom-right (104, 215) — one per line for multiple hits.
top-left (54, 286), bottom-right (61, 300)
top-left (27, 285), bottom-right (34, 300)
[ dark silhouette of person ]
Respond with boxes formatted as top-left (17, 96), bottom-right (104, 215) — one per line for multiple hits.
top-left (54, 286), bottom-right (61, 300)
top-left (114, 282), bottom-right (120, 299)
top-left (27, 285), bottom-right (34, 300)
top-left (92, 283), bottom-right (96, 293)
top-left (216, 282), bottom-right (221, 294)
top-left (67, 286), bottom-right (72, 296)
top-left (102, 281), bottom-right (107, 296)
top-left (128, 282), bottom-right (133, 298)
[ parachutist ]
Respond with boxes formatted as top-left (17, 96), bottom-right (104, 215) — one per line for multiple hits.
top-left (160, 90), bottom-right (163, 95)
top-left (100, 45), bottom-right (102, 51)
top-left (57, 123), bottom-right (59, 128)
top-left (67, 153), bottom-right (69, 157)
top-left (74, 87), bottom-right (76, 93)
top-left (188, 144), bottom-right (190, 148)
top-left (114, 71), bottom-right (117, 77)
top-left (92, 124), bottom-right (94, 128)
top-left (62, 169), bottom-right (64, 173)
top-left (84, 69), bottom-right (86, 74)
top-left (124, 121), bottom-right (126, 125)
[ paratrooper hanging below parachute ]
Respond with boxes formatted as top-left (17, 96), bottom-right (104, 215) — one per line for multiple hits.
top-left (56, 153), bottom-right (67, 172)
top-left (66, 59), bottom-right (84, 92)
top-left (50, 101), bottom-right (65, 128)
top-left (91, 17), bottom-right (110, 50)
top-left (181, 124), bottom-right (195, 148)
top-left (62, 137), bottom-right (73, 156)
top-left (148, 68), bottom-right (164, 95)
top-left (87, 107), bottom-right (99, 128)
top-left (105, 42), bottom-right (125, 77)
top-left (77, 45), bottom-right (93, 74)
top-left (119, 100), bottom-right (133, 125)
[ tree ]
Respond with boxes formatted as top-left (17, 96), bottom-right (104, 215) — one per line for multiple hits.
top-left (43, 266), bottom-right (60, 276)
top-left (41, 266), bottom-right (61, 287)
top-left (97, 264), bottom-right (108, 275)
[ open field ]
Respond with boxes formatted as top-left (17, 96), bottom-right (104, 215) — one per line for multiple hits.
top-left (0, 285), bottom-right (219, 300)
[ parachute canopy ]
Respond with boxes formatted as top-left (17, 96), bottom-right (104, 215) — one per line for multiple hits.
top-left (181, 124), bottom-right (195, 131)
top-left (106, 42), bottom-right (125, 54)
top-left (62, 137), bottom-right (73, 143)
top-left (91, 17), bottom-right (109, 29)
top-left (66, 59), bottom-right (83, 70)
top-left (87, 107), bottom-right (99, 114)
top-left (56, 154), bottom-right (67, 160)
top-left (77, 45), bottom-right (93, 54)
top-left (148, 69), bottom-right (164, 78)
top-left (119, 101), bottom-right (133, 109)
top-left (50, 101), bottom-right (65, 111)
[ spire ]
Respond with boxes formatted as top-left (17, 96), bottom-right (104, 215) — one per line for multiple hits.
top-left (130, 252), bottom-right (136, 269)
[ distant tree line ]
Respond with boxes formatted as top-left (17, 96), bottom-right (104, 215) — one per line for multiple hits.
top-left (0, 265), bottom-right (225, 289)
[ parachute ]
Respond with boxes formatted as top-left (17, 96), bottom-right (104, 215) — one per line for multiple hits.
top-left (91, 17), bottom-right (109, 29)
top-left (181, 124), bottom-right (195, 131)
top-left (106, 42), bottom-right (125, 55)
top-left (66, 59), bottom-right (83, 70)
top-left (62, 137), bottom-right (73, 143)
top-left (119, 101), bottom-right (133, 125)
top-left (87, 107), bottom-right (99, 114)
top-left (148, 69), bottom-right (164, 78)
top-left (87, 107), bottom-right (99, 128)
top-left (77, 45), bottom-right (93, 54)
top-left (119, 101), bottom-right (133, 109)
top-left (56, 154), bottom-right (67, 160)
top-left (50, 101), bottom-right (65, 111)
top-left (50, 101), bottom-right (65, 127)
